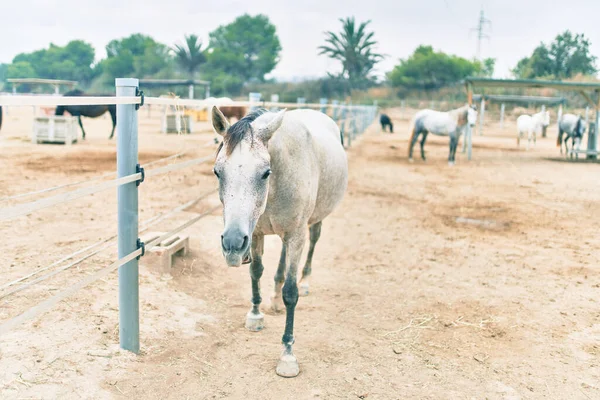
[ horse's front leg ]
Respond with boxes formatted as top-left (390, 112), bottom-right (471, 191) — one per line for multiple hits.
top-left (420, 132), bottom-right (429, 161)
top-left (276, 232), bottom-right (306, 378)
top-left (246, 234), bottom-right (265, 331)
top-left (448, 135), bottom-right (458, 166)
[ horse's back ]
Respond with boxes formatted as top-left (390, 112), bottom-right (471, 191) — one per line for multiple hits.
top-left (517, 115), bottom-right (532, 131)
top-left (559, 114), bottom-right (578, 131)
top-left (270, 109), bottom-right (348, 226)
top-left (416, 109), bottom-right (455, 135)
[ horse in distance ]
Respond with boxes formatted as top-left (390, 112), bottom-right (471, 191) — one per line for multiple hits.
top-left (516, 110), bottom-right (550, 150)
top-left (408, 104), bottom-right (478, 165)
top-left (55, 89), bottom-right (117, 140)
top-left (211, 105), bottom-right (348, 378)
top-left (557, 113), bottom-right (587, 158)
top-left (380, 113), bottom-right (393, 133)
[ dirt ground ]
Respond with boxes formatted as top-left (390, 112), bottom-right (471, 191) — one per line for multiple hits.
top-left (0, 106), bottom-right (599, 400)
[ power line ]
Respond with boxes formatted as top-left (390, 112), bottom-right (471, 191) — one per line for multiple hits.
top-left (470, 8), bottom-right (491, 60)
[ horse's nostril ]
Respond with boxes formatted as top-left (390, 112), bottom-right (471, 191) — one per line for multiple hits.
top-left (242, 235), bottom-right (249, 250)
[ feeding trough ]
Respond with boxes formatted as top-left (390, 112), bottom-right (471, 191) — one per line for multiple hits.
top-left (32, 115), bottom-right (78, 145)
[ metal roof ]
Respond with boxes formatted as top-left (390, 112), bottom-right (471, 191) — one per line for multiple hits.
top-left (139, 79), bottom-right (210, 87)
top-left (472, 94), bottom-right (567, 105)
top-left (465, 77), bottom-right (600, 91)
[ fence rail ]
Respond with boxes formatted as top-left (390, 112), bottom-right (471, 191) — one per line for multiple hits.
top-left (0, 78), bottom-right (378, 349)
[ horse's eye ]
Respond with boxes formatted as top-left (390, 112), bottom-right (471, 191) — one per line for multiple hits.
top-left (213, 169), bottom-right (220, 178)
top-left (261, 169), bottom-right (272, 180)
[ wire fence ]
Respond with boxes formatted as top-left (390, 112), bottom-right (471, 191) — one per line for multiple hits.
top-left (0, 78), bottom-right (378, 348)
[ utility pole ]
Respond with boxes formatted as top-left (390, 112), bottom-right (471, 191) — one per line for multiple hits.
top-left (471, 8), bottom-right (491, 60)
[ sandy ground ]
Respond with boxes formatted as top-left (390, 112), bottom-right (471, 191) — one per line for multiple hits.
top-left (0, 106), bottom-right (599, 399)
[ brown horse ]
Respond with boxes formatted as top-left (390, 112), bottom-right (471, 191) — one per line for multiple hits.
top-left (218, 105), bottom-right (247, 122)
top-left (55, 90), bottom-right (117, 139)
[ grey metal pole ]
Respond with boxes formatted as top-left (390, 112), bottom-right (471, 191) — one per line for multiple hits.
top-left (478, 97), bottom-right (485, 136)
top-left (188, 84), bottom-right (194, 99)
top-left (340, 103), bottom-right (348, 146)
top-left (500, 103), bottom-right (505, 129)
top-left (467, 124), bottom-right (473, 160)
top-left (116, 78), bottom-right (140, 354)
top-left (319, 98), bottom-right (328, 114)
top-left (585, 106), bottom-right (590, 132)
top-left (541, 105), bottom-right (547, 137)
top-left (332, 100), bottom-right (339, 120)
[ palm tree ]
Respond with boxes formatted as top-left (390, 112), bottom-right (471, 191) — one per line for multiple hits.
top-left (172, 34), bottom-right (207, 77)
top-left (318, 17), bottom-right (384, 88)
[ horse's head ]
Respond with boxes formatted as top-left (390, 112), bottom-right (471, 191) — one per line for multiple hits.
top-left (541, 110), bottom-right (550, 127)
top-left (55, 106), bottom-right (66, 116)
top-left (467, 107), bottom-right (478, 127)
top-left (211, 106), bottom-right (286, 267)
top-left (576, 117), bottom-right (587, 137)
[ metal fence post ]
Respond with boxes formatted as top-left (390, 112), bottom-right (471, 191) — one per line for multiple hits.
top-left (340, 103), bottom-right (348, 146)
top-left (270, 94), bottom-right (279, 111)
top-left (319, 98), bottom-right (328, 114)
top-left (249, 92), bottom-right (261, 112)
top-left (297, 97), bottom-right (306, 109)
top-left (500, 103), bottom-right (505, 129)
top-left (478, 97), bottom-right (485, 136)
top-left (332, 100), bottom-right (339, 120)
top-left (116, 78), bottom-right (140, 354)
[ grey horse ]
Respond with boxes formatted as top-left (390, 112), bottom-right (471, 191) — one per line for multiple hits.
top-left (408, 104), bottom-right (478, 165)
top-left (557, 113), bottom-right (587, 158)
top-left (211, 106), bottom-right (348, 377)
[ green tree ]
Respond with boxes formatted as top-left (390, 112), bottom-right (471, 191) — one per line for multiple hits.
top-left (388, 45), bottom-right (481, 90)
top-left (173, 34), bottom-right (207, 76)
top-left (482, 58), bottom-right (495, 77)
top-left (205, 14), bottom-right (281, 83)
top-left (512, 31), bottom-right (597, 79)
top-left (101, 34), bottom-right (172, 79)
top-left (318, 17), bottom-right (384, 89)
top-left (6, 61), bottom-right (37, 79)
top-left (10, 40), bottom-right (96, 83)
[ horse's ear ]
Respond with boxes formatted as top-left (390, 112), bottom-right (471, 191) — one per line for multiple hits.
top-left (211, 106), bottom-right (230, 136)
top-left (257, 109), bottom-right (286, 143)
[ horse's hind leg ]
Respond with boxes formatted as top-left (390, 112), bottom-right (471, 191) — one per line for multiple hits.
top-left (420, 132), bottom-right (429, 161)
top-left (246, 234), bottom-right (265, 331)
top-left (270, 243), bottom-right (287, 313)
top-left (299, 221), bottom-right (322, 297)
top-left (77, 116), bottom-right (86, 140)
top-left (109, 109), bottom-right (117, 139)
top-left (408, 130), bottom-right (420, 162)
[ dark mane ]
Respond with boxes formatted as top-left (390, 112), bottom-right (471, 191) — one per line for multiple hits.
top-left (222, 108), bottom-right (268, 156)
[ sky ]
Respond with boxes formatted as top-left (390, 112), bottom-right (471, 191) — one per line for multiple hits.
top-left (1, 0), bottom-right (599, 81)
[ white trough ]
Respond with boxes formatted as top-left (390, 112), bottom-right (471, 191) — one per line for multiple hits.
top-left (32, 115), bottom-right (78, 145)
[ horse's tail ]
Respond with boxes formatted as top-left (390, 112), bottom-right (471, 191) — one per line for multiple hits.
top-left (556, 127), bottom-right (563, 147)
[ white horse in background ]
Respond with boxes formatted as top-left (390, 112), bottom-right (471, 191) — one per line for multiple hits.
top-left (516, 110), bottom-right (550, 150)
top-left (408, 104), bottom-right (478, 166)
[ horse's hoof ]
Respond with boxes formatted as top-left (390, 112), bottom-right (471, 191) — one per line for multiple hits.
top-left (299, 283), bottom-right (309, 297)
top-left (408, 158), bottom-right (414, 163)
top-left (276, 353), bottom-right (300, 378)
top-left (245, 311), bottom-right (264, 332)
top-left (270, 295), bottom-right (285, 314)
top-left (448, 161), bottom-right (455, 167)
